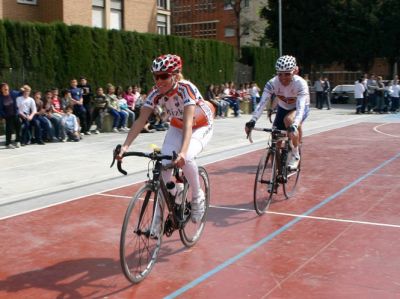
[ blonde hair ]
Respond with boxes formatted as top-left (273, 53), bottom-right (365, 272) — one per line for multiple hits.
top-left (21, 84), bottom-right (31, 92)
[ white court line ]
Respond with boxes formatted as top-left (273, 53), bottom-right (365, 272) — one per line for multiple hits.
top-left (373, 123), bottom-right (400, 138)
top-left (210, 204), bottom-right (400, 229)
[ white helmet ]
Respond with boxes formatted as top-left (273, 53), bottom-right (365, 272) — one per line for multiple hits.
top-left (275, 55), bottom-right (297, 72)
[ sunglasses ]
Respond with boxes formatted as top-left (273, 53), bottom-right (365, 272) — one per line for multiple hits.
top-left (153, 73), bottom-right (172, 81)
top-left (277, 72), bottom-right (292, 77)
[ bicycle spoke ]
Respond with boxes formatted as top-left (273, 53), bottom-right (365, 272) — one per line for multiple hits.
top-left (254, 151), bottom-right (275, 215)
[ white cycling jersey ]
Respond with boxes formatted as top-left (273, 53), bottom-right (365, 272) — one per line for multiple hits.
top-left (251, 75), bottom-right (310, 126)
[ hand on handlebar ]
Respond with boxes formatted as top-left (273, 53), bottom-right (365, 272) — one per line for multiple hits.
top-left (174, 152), bottom-right (186, 168)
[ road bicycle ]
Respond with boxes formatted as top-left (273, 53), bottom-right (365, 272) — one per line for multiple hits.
top-left (111, 145), bottom-right (210, 283)
top-left (248, 127), bottom-right (301, 215)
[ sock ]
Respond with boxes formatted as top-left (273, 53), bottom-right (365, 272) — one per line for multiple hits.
top-left (292, 147), bottom-right (300, 159)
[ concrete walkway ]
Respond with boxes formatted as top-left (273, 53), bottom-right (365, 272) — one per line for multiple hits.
top-left (0, 105), bottom-right (396, 219)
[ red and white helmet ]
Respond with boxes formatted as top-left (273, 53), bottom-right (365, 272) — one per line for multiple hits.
top-left (151, 54), bottom-right (182, 73)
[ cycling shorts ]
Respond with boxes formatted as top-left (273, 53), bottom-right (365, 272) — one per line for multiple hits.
top-left (273, 105), bottom-right (310, 130)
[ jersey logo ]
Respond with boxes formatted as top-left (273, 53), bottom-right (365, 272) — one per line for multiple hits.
top-left (277, 95), bottom-right (296, 105)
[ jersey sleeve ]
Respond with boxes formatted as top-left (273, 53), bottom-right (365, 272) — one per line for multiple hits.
top-left (251, 79), bottom-right (274, 122)
top-left (143, 88), bottom-right (158, 109)
top-left (293, 79), bottom-right (310, 126)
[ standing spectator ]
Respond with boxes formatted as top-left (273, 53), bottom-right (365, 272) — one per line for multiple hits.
top-left (389, 79), bottom-right (400, 112)
top-left (354, 78), bottom-right (365, 114)
top-left (69, 78), bottom-right (90, 135)
top-left (17, 85), bottom-right (42, 145)
top-left (303, 74), bottom-right (312, 87)
top-left (0, 83), bottom-right (21, 149)
top-left (375, 76), bottom-right (385, 113)
top-left (249, 81), bottom-right (261, 112)
top-left (105, 84), bottom-right (127, 133)
top-left (314, 76), bottom-right (324, 109)
top-left (367, 74), bottom-right (377, 113)
top-left (78, 76), bottom-right (93, 133)
top-left (62, 105), bottom-right (80, 142)
top-left (322, 76), bottom-right (331, 109)
top-left (91, 87), bottom-right (108, 134)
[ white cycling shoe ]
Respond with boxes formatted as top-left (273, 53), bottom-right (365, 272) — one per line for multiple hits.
top-left (191, 190), bottom-right (205, 223)
top-left (288, 154), bottom-right (300, 170)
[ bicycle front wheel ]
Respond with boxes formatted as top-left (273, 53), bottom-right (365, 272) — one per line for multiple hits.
top-left (120, 185), bottom-right (164, 284)
top-left (179, 166), bottom-right (210, 247)
top-left (283, 148), bottom-right (301, 199)
top-left (254, 150), bottom-right (276, 215)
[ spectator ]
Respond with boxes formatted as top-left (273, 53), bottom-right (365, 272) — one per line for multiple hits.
top-left (367, 74), bottom-right (377, 113)
top-left (69, 78), bottom-right (90, 135)
top-left (78, 76), bottom-right (93, 133)
top-left (62, 105), bottom-right (80, 141)
top-left (249, 81), bottom-right (261, 112)
top-left (0, 83), bottom-right (21, 149)
top-left (322, 76), bottom-right (331, 110)
top-left (91, 87), bottom-right (108, 134)
top-left (314, 76), bottom-right (324, 109)
top-left (17, 85), bottom-right (42, 145)
top-left (389, 79), bottom-right (400, 112)
top-left (375, 76), bottom-right (385, 113)
top-left (33, 91), bottom-right (53, 142)
top-left (60, 89), bottom-right (73, 111)
top-left (354, 77), bottom-right (365, 114)
top-left (205, 84), bottom-right (223, 118)
top-left (223, 82), bottom-right (240, 117)
top-left (105, 83), bottom-right (127, 133)
top-left (116, 85), bottom-right (135, 129)
top-left (148, 105), bottom-right (169, 131)
top-left (43, 90), bottom-right (65, 141)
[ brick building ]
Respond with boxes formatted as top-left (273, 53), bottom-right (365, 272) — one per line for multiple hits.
top-left (0, 0), bottom-right (171, 34)
top-left (171, 0), bottom-right (267, 48)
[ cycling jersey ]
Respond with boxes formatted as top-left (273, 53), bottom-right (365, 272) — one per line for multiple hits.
top-left (144, 79), bottom-right (213, 129)
top-left (251, 75), bottom-right (310, 127)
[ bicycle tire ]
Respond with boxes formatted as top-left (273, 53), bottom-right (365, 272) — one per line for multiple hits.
top-left (179, 166), bottom-right (210, 247)
top-left (254, 150), bottom-right (276, 215)
top-left (120, 184), bottom-right (164, 284)
top-left (283, 147), bottom-right (301, 199)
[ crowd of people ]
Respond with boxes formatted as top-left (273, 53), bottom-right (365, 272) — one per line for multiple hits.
top-left (354, 73), bottom-right (400, 114)
top-left (0, 78), bottom-right (165, 149)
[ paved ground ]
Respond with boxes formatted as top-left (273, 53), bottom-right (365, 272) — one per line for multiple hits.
top-left (0, 105), bottom-right (398, 219)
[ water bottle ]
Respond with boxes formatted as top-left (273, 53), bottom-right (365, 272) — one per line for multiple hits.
top-left (166, 181), bottom-right (176, 200)
top-left (175, 183), bottom-right (184, 205)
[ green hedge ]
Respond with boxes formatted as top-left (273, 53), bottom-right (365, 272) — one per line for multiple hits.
top-left (0, 20), bottom-right (236, 93)
top-left (241, 46), bottom-right (278, 88)
top-left (0, 20), bottom-right (277, 96)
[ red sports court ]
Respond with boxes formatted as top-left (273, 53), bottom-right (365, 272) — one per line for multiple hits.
top-left (1, 122), bottom-right (400, 298)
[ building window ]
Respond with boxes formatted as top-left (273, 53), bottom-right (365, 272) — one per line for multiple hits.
top-left (224, 0), bottom-right (233, 10)
top-left (110, 0), bottom-right (123, 30)
top-left (244, 0), bottom-right (250, 7)
top-left (157, 14), bottom-right (168, 35)
top-left (17, 0), bottom-right (37, 5)
top-left (174, 24), bottom-right (192, 37)
top-left (92, 0), bottom-right (105, 28)
top-left (224, 27), bottom-right (235, 37)
top-left (194, 22), bottom-right (217, 38)
top-left (157, 0), bottom-right (168, 10)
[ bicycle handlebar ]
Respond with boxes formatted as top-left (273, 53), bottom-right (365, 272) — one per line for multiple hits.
top-left (247, 127), bottom-right (288, 144)
top-left (110, 144), bottom-right (175, 175)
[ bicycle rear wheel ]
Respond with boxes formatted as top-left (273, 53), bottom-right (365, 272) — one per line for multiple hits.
top-left (283, 147), bottom-right (301, 198)
top-left (254, 150), bottom-right (276, 215)
top-left (120, 185), bottom-right (164, 284)
top-left (179, 166), bottom-right (210, 247)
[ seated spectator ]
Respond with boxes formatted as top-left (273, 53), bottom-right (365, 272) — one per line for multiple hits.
top-left (43, 90), bottom-right (65, 141)
top-left (0, 82), bottom-right (22, 149)
top-left (148, 105), bottom-right (169, 131)
top-left (91, 87), bottom-right (108, 134)
top-left (116, 85), bottom-right (135, 128)
top-left (60, 89), bottom-right (73, 112)
top-left (17, 85), bottom-right (42, 145)
top-left (62, 105), bottom-right (80, 142)
top-left (249, 81), bottom-right (261, 112)
top-left (105, 83), bottom-right (127, 133)
top-left (33, 91), bottom-right (53, 143)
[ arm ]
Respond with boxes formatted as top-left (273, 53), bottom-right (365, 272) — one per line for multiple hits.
top-left (120, 106), bottom-right (153, 155)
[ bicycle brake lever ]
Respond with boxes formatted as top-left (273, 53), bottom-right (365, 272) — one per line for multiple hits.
top-left (247, 131), bottom-right (254, 144)
top-left (110, 144), bottom-right (121, 168)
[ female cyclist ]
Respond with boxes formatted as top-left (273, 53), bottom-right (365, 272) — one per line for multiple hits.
top-left (119, 54), bottom-right (214, 224)
top-left (245, 55), bottom-right (310, 169)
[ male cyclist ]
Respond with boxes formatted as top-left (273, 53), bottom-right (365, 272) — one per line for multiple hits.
top-left (245, 55), bottom-right (310, 169)
top-left (119, 54), bottom-right (213, 225)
